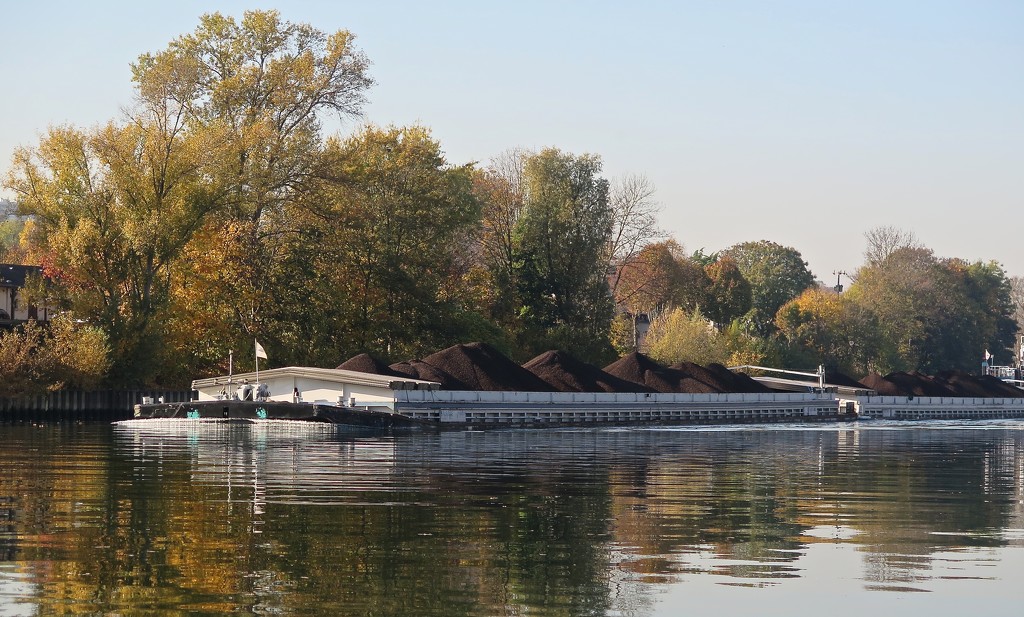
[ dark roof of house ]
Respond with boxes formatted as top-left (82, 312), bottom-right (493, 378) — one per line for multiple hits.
top-left (0, 264), bottom-right (42, 288)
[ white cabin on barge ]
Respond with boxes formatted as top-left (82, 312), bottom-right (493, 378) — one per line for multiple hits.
top-left (191, 366), bottom-right (440, 410)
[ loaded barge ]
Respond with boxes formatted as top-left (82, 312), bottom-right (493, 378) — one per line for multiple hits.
top-left (132, 365), bottom-right (851, 429)
top-left (131, 364), bottom-right (1024, 430)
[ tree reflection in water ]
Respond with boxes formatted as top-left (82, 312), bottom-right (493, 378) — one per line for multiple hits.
top-left (0, 421), bottom-right (1021, 615)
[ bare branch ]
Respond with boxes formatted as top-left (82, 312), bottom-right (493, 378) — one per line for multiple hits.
top-left (863, 226), bottom-right (923, 267)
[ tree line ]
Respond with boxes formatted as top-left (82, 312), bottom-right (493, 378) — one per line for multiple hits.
top-left (0, 10), bottom-right (1019, 394)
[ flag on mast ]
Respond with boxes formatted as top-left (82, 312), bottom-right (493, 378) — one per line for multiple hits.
top-left (255, 340), bottom-right (268, 360)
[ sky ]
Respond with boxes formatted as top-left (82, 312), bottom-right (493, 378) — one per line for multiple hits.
top-left (2, 1), bottom-right (1022, 279)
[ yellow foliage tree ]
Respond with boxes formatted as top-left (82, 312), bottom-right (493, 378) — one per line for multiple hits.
top-left (0, 316), bottom-right (110, 397)
top-left (645, 307), bottom-right (727, 366)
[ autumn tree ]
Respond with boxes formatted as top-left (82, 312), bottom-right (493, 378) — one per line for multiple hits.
top-left (845, 248), bottom-right (1016, 373)
top-left (611, 240), bottom-right (695, 350)
top-left (0, 316), bottom-right (110, 397)
top-left (775, 286), bottom-right (876, 372)
top-left (5, 114), bottom-right (220, 383)
top-left (134, 10), bottom-right (374, 363)
top-left (613, 240), bottom-right (689, 316)
top-left (133, 9), bottom-right (373, 225)
top-left (473, 148), bottom-right (530, 323)
top-left (263, 125), bottom-right (484, 364)
top-left (605, 174), bottom-right (662, 299)
top-left (645, 307), bottom-right (726, 366)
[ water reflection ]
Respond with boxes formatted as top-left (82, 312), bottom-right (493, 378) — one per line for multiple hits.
top-left (0, 420), bottom-right (1021, 615)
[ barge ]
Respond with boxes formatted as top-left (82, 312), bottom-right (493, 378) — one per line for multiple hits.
top-left (128, 364), bottom-right (1024, 430)
top-left (132, 399), bottom-right (430, 429)
top-left (130, 365), bottom-right (854, 429)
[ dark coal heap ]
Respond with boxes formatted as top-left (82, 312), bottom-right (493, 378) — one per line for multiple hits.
top-left (337, 353), bottom-right (403, 377)
top-left (603, 352), bottom-right (687, 392)
top-left (523, 350), bottom-right (654, 393)
top-left (388, 360), bottom-right (472, 390)
top-left (601, 352), bottom-right (764, 393)
top-left (860, 370), bottom-right (1023, 397)
top-left (420, 342), bottom-right (555, 392)
top-left (824, 370), bottom-right (867, 389)
top-left (704, 363), bottom-right (774, 393)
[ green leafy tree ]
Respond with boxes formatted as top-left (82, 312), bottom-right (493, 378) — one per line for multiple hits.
top-left (722, 240), bottom-right (815, 335)
top-left (845, 247), bottom-right (1016, 373)
top-left (956, 259), bottom-right (1017, 361)
top-left (704, 256), bottom-right (752, 327)
top-left (512, 148), bottom-right (614, 360)
top-left (1011, 275), bottom-right (1024, 359)
top-left (271, 125), bottom-right (484, 362)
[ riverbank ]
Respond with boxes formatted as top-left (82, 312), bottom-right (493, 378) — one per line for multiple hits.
top-left (0, 389), bottom-right (190, 423)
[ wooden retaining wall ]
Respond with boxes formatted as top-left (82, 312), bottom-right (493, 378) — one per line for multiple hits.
top-left (0, 389), bottom-right (191, 423)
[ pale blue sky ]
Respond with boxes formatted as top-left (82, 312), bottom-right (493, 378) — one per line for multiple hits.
top-left (2, 1), bottom-right (1022, 279)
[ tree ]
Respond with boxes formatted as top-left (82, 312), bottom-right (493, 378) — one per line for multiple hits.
top-left (605, 174), bottom-right (662, 299)
top-left (703, 256), bottom-right (751, 327)
top-left (132, 9), bottom-right (373, 225)
top-left (612, 240), bottom-right (695, 351)
top-left (722, 240), bottom-right (815, 335)
top-left (848, 247), bottom-right (943, 372)
top-left (645, 307), bottom-right (726, 366)
top-left (863, 226), bottom-right (922, 267)
top-left (473, 148), bottom-right (530, 322)
top-left (5, 116), bottom-right (219, 384)
top-left (512, 148), bottom-right (614, 360)
top-left (271, 125), bottom-right (483, 362)
top-left (846, 248), bottom-right (1016, 373)
top-left (0, 316), bottom-right (110, 397)
top-left (1011, 276), bottom-right (1024, 359)
top-left (613, 240), bottom-right (689, 316)
top-left (951, 259), bottom-right (1017, 362)
top-left (776, 286), bottom-right (860, 371)
top-left (136, 10), bottom-right (374, 363)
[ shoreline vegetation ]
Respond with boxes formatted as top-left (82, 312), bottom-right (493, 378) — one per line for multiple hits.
top-left (1, 10), bottom-right (1021, 397)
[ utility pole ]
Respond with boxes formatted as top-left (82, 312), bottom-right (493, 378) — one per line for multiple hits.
top-left (833, 270), bottom-right (848, 293)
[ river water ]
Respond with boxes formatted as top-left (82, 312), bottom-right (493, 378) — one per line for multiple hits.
top-left (1, 419), bottom-right (1022, 616)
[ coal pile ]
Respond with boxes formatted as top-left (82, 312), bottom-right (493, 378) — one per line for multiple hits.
top-left (672, 362), bottom-right (728, 392)
top-left (935, 370), bottom-right (995, 397)
top-left (935, 370), bottom-right (1024, 397)
top-left (523, 350), bottom-right (654, 393)
top-left (704, 363), bottom-right (773, 393)
top-left (824, 370), bottom-right (867, 389)
top-left (860, 370), bottom-right (1023, 397)
top-left (863, 371), bottom-right (952, 396)
top-left (388, 360), bottom-right (472, 390)
top-left (605, 352), bottom-right (683, 392)
top-left (337, 353), bottom-right (403, 377)
top-left (973, 375), bottom-right (1024, 397)
top-left (420, 342), bottom-right (555, 392)
top-left (603, 353), bottom-right (725, 393)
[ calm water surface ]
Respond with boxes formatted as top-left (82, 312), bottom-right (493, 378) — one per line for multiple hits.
top-left (1, 420), bottom-right (1022, 616)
